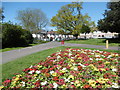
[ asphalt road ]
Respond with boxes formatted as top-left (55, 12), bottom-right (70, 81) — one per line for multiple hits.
top-left (1, 41), bottom-right (119, 64)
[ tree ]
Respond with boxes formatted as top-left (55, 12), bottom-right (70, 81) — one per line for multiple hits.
top-left (51, 2), bottom-right (94, 39)
top-left (16, 8), bottom-right (48, 33)
top-left (0, 7), bottom-right (5, 23)
top-left (81, 24), bottom-right (91, 39)
top-left (98, 1), bottom-right (120, 36)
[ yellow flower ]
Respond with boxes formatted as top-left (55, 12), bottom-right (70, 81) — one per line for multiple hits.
top-left (37, 65), bottom-right (42, 68)
top-left (111, 66), bottom-right (115, 69)
top-left (78, 57), bottom-right (82, 59)
top-left (93, 67), bottom-right (99, 71)
top-left (89, 64), bottom-right (94, 67)
top-left (100, 68), bottom-right (106, 71)
top-left (88, 80), bottom-right (96, 87)
top-left (68, 64), bottom-right (72, 67)
top-left (75, 80), bottom-right (80, 84)
top-left (68, 75), bottom-right (74, 80)
top-left (60, 70), bottom-right (66, 73)
top-left (104, 61), bottom-right (110, 64)
top-left (70, 66), bottom-right (74, 70)
top-left (11, 81), bottom-right (17, 85)
top-left (76, 84), bottom-right (81, 87)
top-left (61, 84), bottom-right (67, 88)
top-left (105, 84), bottom-right (111, 88)
top-left (115, 54), bottom-right (118, 57)
top-left (96, 78), bottom-right (109, 84)
top-left (14, 77), bottom-right (19, 81)
top-left (16, 74), bottom-right (22, 77)
top-left (52, 72), bottom-right (57, 76)
top-left (34, 74), bottom-right (38, 77)
top-left (70, 59), bottom-right (74, 62)
top-left (0, 86), bottom-right (4, 89)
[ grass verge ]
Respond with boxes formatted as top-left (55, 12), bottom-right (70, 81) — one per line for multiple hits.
top-left (65, 38), bottom-right (120, 46)
top-left (2, 46), bottom-right (119, 82)
top-left (0, 41), bottom-right (49, 52)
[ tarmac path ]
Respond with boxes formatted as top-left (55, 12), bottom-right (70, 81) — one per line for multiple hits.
top-left (1, 41), bottom-right (119, 64)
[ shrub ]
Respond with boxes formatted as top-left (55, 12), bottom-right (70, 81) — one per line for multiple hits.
top-left (2, 22), bottom-right (33, 48)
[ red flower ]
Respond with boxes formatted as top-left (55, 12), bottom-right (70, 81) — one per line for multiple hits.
top-left (97, 85), bottom-right (102, 88)
top-left (71, 85), bottom-right (75, 88)
top-left (105, 68), bottom-right (109, 71)
top-left (83, 84), bottom-right (91, 88)
top-left (34, 80), bottom-right (41, 87)
top-left (98, 61), bottom-right (103, 64)
top-left (23, 68), bottom-right (30, 72)
top-left (53, 77), bottom-right (59, 81)
top-left (82, 79), bottom-right (86, 83)
top-left (4, 79), bottom-right (11, 83)
top-left (78, 66), bottom-right (82, 70)
top-left (57, 79), bottom-right (65, 85)
top-left (2, 79), bottom-right (11, 86)
top-left (84, 63), bottom-right (89, 66)
top-left (49, 84), bottom-right (54, 88)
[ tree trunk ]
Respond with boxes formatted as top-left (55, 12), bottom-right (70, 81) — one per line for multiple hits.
top-left (75, 35), bottom-right (78, 40)
top-left (73, 34), bottom-right (78, 40)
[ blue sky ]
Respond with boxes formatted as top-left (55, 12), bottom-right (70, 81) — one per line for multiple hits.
top-left (2, 2), bottom-right (107, 30)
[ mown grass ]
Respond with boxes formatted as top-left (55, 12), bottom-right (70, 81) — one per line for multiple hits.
top-left (2, 46), bottom-right (119, 83)
top-left (65, 38), bottom-right (120, 46)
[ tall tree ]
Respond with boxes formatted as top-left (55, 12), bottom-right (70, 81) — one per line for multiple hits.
top-left (98, 1), bottom-right (120, 36)
top-left (51, 2), bottom-right (94, 39)
top-left (81, 24), bottom-right (91, 39)
top-left (0, 7), bottom-right (5, 23)
top-left (16, 8), bottom-right (48, 33)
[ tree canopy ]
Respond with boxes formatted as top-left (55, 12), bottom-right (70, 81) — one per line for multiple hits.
top-left (97, 1), bottom-right (120, 34)
top-left (0, 7), bottom-right (5, 23)
top-left (16, 8), bottom-right (48, 33)
top-left (51, 2), bottom-right (95, 39)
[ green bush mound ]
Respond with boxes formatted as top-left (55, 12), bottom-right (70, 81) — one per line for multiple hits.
top-left (2, 23), bottom-right (33, 48)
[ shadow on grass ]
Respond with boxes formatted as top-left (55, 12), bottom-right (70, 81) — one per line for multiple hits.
top-left (102, 38), bottom-right (120, 44)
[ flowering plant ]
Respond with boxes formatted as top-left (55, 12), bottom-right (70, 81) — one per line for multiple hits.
top-left (2, 48), bottom-right (120, 88)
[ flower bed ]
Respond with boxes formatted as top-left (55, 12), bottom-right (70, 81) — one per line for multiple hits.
top-left (2, 48), bottom-right (120, 88)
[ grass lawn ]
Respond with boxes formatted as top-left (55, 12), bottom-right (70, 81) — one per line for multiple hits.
top-left (65, 38), bottom-right (120, 46)
top-left (0, 41), bottom-right (49, 52)
top-left (1, 46), bottom-right (120, 83)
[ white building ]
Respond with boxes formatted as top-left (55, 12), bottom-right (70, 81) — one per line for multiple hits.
top-left (80, 31), bottom-right (118, 39)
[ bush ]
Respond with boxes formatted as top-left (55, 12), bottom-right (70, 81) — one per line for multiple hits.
top-left (2, 22), bottom-right (33, 48)
top-left (33, 38), bottom-right (48, 44)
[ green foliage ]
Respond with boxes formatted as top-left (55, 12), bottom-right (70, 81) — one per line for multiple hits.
top-left (2, 22), bottom-right (33, 48)
top-left (98, 1), bottom-right (120, 34)
top-left (0, 7), bottom-right (5, 22)
top-left (81, 24), bottom-right (91, 39)
top-left (16, 8), bottom-right (48, 33)
top-left (81, 24), bottom-right (91, 34)
top-left (51, 2), bottom-right (95, 39)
